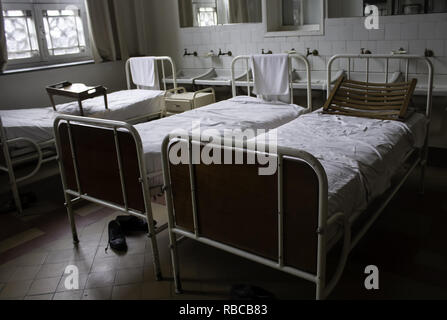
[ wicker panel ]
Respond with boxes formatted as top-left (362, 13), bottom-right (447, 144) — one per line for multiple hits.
top-left (323, 76), bottom-right (417, 121)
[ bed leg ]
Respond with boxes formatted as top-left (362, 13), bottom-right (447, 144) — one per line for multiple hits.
top-left (419, 147), bottom-right (428, 195)
top-left (169, 232), bottom-right (182, 294)
top-left (419, 162), bottom-right (426, 195)
top-left (316, 279), bottom-right (325, 301)
top-left (147, 222), bottom-right (162, 281)
top-left (65, 197), bottom-right (79, 244)
top-left (3, 147), bottom-right (23, 214)
top-left (10, 177), bottom-right (23, 215)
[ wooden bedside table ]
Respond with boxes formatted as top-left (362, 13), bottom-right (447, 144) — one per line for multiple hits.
top-left (163, 87), bottom-right (215, 116)
top-left (46, 81), bottom-right (108, 116)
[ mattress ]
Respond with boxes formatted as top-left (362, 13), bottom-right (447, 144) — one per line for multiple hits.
top-left (0, 89), bottom-right (164, 145)
top-left (136, 95), bottom-right (307, 187)
top-left (257, 111), bottom-right (427, 222)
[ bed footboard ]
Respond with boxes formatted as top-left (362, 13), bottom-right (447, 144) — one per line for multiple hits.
top-left (54, 115), bottom-right (163, 280)
top-left (162, 137), bottom-right (345, 299)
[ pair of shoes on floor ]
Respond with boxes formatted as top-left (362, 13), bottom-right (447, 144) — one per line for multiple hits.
top-left (108, 216), bottom-right (157, 252)
top-left (230, 284), bottom-right (276, 300)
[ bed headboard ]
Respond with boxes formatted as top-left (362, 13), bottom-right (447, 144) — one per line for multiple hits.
top-left (125, 56), bottom-right (177, 91)
top-left (231, 54), bottom-right (312, 112)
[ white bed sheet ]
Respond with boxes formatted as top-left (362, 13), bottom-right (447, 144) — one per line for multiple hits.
top-left (257, 111), bottom-right (427, 221)
top-left (0, 89), bottom-right (164, 144)
top-left (137, 96), bottom-right (307, 187)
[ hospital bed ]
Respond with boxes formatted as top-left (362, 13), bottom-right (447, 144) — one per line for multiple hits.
top-left (0, 56), bottom-right (177, 214)
top-left (52, 54), bottom-right (313, 281)
top-left (161, 54), bottom-right (433, 300)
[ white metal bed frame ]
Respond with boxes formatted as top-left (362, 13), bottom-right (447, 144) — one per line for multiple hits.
top-left (52, 54), bottom-right (314, 281)
top-left (0, 56), bottom-right (177, 215)
top-left (231, 54), bottom-right (313, 110)
top-left (162, 54), bottom-right (433, 300)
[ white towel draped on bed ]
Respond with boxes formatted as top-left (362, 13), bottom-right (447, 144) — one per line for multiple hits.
top-left (129, 57), bottom-right (160, 90)
top-left (251, 54), bottom-right (290, 104)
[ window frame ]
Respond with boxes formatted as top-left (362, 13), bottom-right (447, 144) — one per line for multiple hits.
top-left (2, 0), bottom-right (92, 71)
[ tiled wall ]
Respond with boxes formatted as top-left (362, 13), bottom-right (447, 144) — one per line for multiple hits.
top-left (177, 13), bottom-right (447, 78)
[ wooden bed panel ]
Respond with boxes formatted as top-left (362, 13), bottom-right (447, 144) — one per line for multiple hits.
top-left (58, 124), bottom-right (77, 191)
top-left (168, 144), bottom-right (320, 271)
top-left (170, 163), bottom-right (195, 232)
top-left (58, 123), bottom-right (145, 212)
top-left (283, 158), bottom-right (319, 274)
top-left (117, 133), bottom-right (145, 212)
top-left (194, 162), bottom-right (279, 260)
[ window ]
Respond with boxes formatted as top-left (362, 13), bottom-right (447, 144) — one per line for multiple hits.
top-left (2, 1), bottom-right (91, 70)
top-left (197, 7), bottom-right (217, 27)
top-left (3, 9), bottom-right (39, 60)
top-left (42, 9), bottom-right (87, 56)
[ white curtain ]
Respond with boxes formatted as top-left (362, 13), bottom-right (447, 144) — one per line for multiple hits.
top-left (0, 1), bottom-right (8, 71)
top-left (85, 0), bottom-right (152, 62)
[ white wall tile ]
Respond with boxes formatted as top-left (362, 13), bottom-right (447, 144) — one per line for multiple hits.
top-left (340, 24), bottom-right (354, 41)
top-left (419, 22), bottom-right (437, 40)
top-left (401, 23), bottom-right (419, 40)
top-left (353, 24), bottom-right (369, 41)
top-left (435, 22), bottom-right (447, 40)
top-left (346, 40), bottom-right (361, 54)
top-left (427, 40), bottom-right (445, 57)
top-left (409, 40), bottom-right (426, 55)
top-left (332, 41), bottom-right (347, 54)
top-left (368, 29), bottom-right (385, 41)
top-left (385, 23), bottom-right (401, 40)
top-left (318, 41), bottom-right (332, 56)
top-left (376, 41), bottom-right (393, 54)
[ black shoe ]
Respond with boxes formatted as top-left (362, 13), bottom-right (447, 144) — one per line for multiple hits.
top-left (115, 216), bottom-right (155, 234)
top-left (108, 220), bottom-right (127, 252)
top-left (230, 285), bottom-right (276, 300)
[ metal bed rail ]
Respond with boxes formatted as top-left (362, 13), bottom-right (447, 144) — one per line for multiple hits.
top-left (0, 117), bottom-right (57, 214)
top-left (125, 56), bottom-right (178, 91)
top-left (231, 54), bottom-right (312, 111)
top-left (53, 115), bottom-right (163, 280)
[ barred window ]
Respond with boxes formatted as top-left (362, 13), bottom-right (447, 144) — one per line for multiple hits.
top-left (2, 1), bottom-right (92, 70)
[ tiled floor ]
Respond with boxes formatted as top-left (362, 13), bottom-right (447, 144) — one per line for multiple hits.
top-left (0, 166), bottom-right (446, 300)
